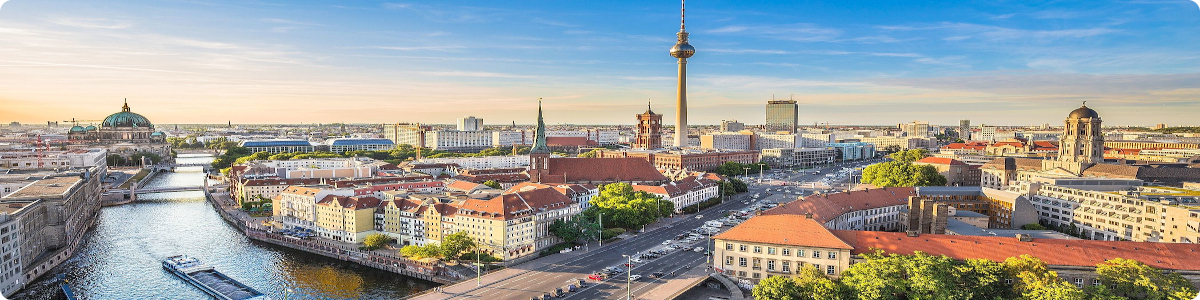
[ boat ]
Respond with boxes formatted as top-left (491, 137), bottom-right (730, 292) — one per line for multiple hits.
top-left (162, 255), bottom-right (271, 300)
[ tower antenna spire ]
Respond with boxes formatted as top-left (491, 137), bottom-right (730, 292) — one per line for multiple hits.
top-left (648, 98), bottom-right (652, 111)
top-left (680, 0), bottom-right (686, 31)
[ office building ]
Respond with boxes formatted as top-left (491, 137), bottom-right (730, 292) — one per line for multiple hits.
top-left (826, 142), bottom-right (876, 161)
top-left (765, 100), bottom-right (799, 134)
top-left (720, 120), bottom-right (745, 132)
top-left (959, 120), bottom-right (970, 140)
top-left (457, 116), bottom-right (483, 131)
top-left (700, 132), bottom-right (754, 151)
top-left (759, 148), bottom-right (837, 168)
top-left (240, 139), bottom-right (316, 154)
top-left (901, 121), bottom-right (931, 138)
top-left (325, 138), bottom-right (395, 153)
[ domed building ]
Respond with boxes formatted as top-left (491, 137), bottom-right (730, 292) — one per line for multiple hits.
top-left (68, 100), bottom-right (166, 143)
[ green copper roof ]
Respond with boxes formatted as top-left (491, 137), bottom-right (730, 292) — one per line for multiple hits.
top-left (102, 100), bottom-right (153, 128)
top-left (531, 99), bottom-right (549, 154)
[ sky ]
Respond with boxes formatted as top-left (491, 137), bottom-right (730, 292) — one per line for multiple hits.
top-left (0, 0), bottom-right (1198, 127)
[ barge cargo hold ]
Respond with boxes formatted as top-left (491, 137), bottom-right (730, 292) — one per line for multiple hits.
top-left (162, 255), bottom-right (270, 300)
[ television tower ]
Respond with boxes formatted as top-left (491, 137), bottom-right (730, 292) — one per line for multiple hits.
top-left (670, 0), bottom-right (695, 148)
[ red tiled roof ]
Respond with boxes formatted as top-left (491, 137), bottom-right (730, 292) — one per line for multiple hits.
top-left (540, 157), bottom-right (667, 183)
top-left (1032, 141), bottom-right (1059, 150)
top-left (457, 187), bottom-right (575, 220)
top-left (763, 187), bottom-right (916, 224)
top-left (832, 230), bottom-right (1200, 271)
top-left (316, 195), bottom-right (383, 210)
top-left (941, 142), bottom-right (989, 151)
top-left (915, 157), bottom-right (967, 166)
top-left (714, 215), bottom-right (852, 249)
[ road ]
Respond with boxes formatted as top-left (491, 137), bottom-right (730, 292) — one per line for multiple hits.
top-left (422, 159), bottom-right (885, 300)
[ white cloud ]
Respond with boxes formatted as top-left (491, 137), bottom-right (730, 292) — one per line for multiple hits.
top-left (49, 18), bottom-right (133, 29)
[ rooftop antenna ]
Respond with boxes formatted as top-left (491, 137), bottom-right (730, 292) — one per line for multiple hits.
top-left (680, 0), bottom-right (686, 31)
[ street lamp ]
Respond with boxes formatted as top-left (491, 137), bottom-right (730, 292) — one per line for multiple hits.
top-left (622, 253), bottom-right (634, 300)
top-left (598, 212), bottom-right (604, 247)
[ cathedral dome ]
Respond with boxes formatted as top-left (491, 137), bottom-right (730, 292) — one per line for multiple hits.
top-left (84, 125), bottom-right (97, 131)
top-left (102, 101), bottom-right (153, 128)
top-left (70, 126), bottom-right (85, 133)
top-left (1068, 104), bottom-right (1099, 119)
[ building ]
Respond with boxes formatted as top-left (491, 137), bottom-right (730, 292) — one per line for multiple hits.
top-left (595, 149), bottom-right (758, 173)
top-left (755, 133), bottom-right (802, 150)
top-left (632, 175), bottom-right (719, 212)
top-left (418, 155), bottom-right (529, 170)
top-left (984, 139), bottom-right (1059, 158)
top-left (826, 142), bottom-right (875, 161)
top-left (0, 149), bottom-right (106, 170)
top-left (0, 167), bottom-right (103, 297)
top-left (325, 138), bottom-right (395, 153)
top-left (765, 100), bottom-right (799, 134)
top-left (240, 139), bottom-right (316, 154)
top-left (423, 130), bottom-right (493, 151)
top-left (1017, 178), bottom-right (1200, 243)
top-left (382, 123), bottom-right (431, 147)
top-left (669, 1), bottom-right (695, 148)
top-left (699, 132), bottom-right (753, 151)
top-left (913, 157), bottom-right (981, 186)
top-left (764, 187), bottom-right (915, 231)
top-left (959, 120), bottom-right (971, 140)
top-left (314, 195), bottom-right (383, 243)
top-left (457, 116), bottom-right (483, 131)
top-left (901, 121), bottom-right (931, 138)
top-left (526, 102), bottom-right (670, 185)
top-left (759, 148), bottom-right (837, 168)
top-left (859, 136), bottom-right (934, 151)
top-left (901, 186), bottom-right (1039, 230)
top-left (713, 215), bottom-right (854, 283)
top-left (800, 133), bottom-right (833, 148)
top-left (720, 120), bottom-right (745, 132)
top-left (634, 104), bottom-right (664, 150)
top-left (1104, 140), bottom-right (1199, 150)
top-left (977, 125), bottom-right (997, 142)
top-left (64, 101), bottom-right (170, 160)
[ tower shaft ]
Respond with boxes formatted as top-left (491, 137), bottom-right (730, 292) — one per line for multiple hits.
top-left (674, 58), bottom-right (688, 147)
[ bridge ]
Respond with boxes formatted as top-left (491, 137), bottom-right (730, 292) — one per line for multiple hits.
top-left (135, 186), bottom-right (208, 194)
top-left (150, 162), bottom-right (213, 172)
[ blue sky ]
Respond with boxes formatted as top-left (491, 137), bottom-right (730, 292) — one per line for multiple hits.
top-left (0, 0), bottom-right (1197, 126)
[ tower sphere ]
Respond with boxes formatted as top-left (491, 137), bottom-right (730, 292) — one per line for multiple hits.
top-left (671, 42), bottom-right (695, 58)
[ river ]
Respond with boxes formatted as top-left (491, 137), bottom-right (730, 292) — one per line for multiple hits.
top-left (14, 154), bottom-right (436, 299)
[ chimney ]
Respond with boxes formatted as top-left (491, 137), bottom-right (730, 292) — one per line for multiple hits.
top-left (905, 230), bottom-right (920, 237)
top-left (1016, 234), bottom-right (1033, 242)
top-left (804, 213), bottom-right (812, 219)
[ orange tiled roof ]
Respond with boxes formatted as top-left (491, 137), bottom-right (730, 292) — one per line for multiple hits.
top-left (832, 230), bottom-right (1200, 271)
top-left (763, 187), bottom-right (916, 224)
top-left (714, 215), bottom-right (852, 249)
top-left (915, 157), bottom-right (967, 166)
top-left (540, 157), bottom-right (667, 183)
top-left (316, 195), bottom-right (383, 210)
top-left (457, 187), bottom-right (575, 220)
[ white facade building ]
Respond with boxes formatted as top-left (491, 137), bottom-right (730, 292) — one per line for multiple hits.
top-left (457, 116), bottom-right (484, 131)
top-left (417, 155), bottom-right (530, 169)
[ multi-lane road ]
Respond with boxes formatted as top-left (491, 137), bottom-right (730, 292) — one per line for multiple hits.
top-left (421, 160), bottom-right (884, 300)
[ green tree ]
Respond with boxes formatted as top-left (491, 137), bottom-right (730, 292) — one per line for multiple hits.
top-left (1096, 258), bottom-right (1197, 300)
top-left (549, 215), bottom-right (601, 243)
top-left (861, 161), bottom-right (947, 187)
top-left (1021, 223), bottom-right (1048, 230)
top-left (793, 265), bottom-right (850, 300)
top-left (440, 231), bottom-right (476, 259)
top-left (363, 233), bottom-right (394, 250)
top-left (400, 244), bottom-right (442, 259)
top-left (882, 145), bottom-right (902, 154)
top-left (888, 149), bottom-right (929, 163)
top-left (582, 183), bottom-right (673, 229)
top-left (482, 180), bottom-right (502, 189)
top-left (753, 275), bottom-right (801, 300)
top-left (579, 149), bottom-right (599, 158)
top-left (840, 251), bottom-right (913, 300)
top-left (1004, 255), bottom-right (1087, 300)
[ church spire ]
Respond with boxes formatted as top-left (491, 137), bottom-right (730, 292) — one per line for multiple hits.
top-left (531, 98), bottom-right (549, 154)
top-left (122, 98), bottom-right (130, 112)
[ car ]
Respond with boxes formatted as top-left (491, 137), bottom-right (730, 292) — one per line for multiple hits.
top-left (651, 271), bottom-right (665, 278)
top-left (588, 274), bottom-right (604, 281)
top-left (663, 240), bottom-right (672, 245)
top-left (628, 275), bottom-right (643, 281)
top-left (695, 214), bottom-right (704, 219)
top-left (694, 247), bottom-right (705, 252)
top-left (624, 263), bottom-right (636, 268)
top-left (631, 258), bottom-right (643, 263)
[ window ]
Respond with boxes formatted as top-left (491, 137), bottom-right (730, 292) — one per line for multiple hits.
top-left (1092, 279), bottom-right (1101, 286)
top-left (782, 261), bottom-right (791, 273)
top-left (828, 252), bottom-right (836, 259)
top-left (726, 243), bottom-right (734, 250)
top-left (752, 273), bottom-right (761, 279)
top-left (1005, 279), bottom-right (1013, 285)
top-left (782, 248), bottom-right (791, 256)
top-left (1074, 278), bottom-right (1084, 288)
top-left (827, 265), bottom-right (835, 275)
top-left (739, 257), bottom-right (747, 267)
top-left (767, 260), bottom-right (776, 271)
top-left (726, 256), bottom-right (733, 265)
top-left (739, 245), bottom-right (747, 252)
top-left (753, 246), bottom-right (762, 253)
top-left (738, 271), bottom-right (746, 277)
top-left (796, 249), bottom-right (805, 257)
top-left (767, 247), bottom-right (776, 255)
top-left (812, 250), bottom-right (821, 258)
top-left (752, 258), bottom-right (761, 270)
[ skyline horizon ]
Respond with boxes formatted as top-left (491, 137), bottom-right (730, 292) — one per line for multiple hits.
top-left (1, 0), bottom-right (1198, 126)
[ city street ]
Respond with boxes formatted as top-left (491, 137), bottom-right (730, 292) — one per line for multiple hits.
top-left (417, 159), bottom-right (885, 300)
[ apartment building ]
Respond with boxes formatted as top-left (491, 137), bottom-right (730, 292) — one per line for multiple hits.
top-left (632, 175), bottom-right (719, 212)
top-left (764, 187), bottom-right (915, 232)
top-left (314, 195), bottom-right (383, 243)
top-left (714, 215), bottom-right (854, 284)
top-left (759, 148), bottom-right (837, 168)
top-left (1024, 179), bottom-right (1200, 243)
top-left (699, 132), bottom-right (754, 151)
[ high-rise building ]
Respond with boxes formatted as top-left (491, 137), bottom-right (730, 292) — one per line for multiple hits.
top-left (669, 0), bottom-right (695, 148)
top-left (765, 100), bottom-right (798, 133)
top-left (635, 103), bottom-right (663, 150)
top-left (901, 121), bottom-right (931, 138)
top-left (978, 125), bottom-right (997, 142)
top-left (720, 120), bottom-right (744, 132)
top-left (457, 116), bottom-right (483, 131)
top-left (959, 120), bottom-right (970, 140)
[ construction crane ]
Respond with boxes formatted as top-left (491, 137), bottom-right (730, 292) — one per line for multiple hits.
top-left (35, 135), bottom-right (48, 169)
top-left (63, 118), bottom-right (102, 127)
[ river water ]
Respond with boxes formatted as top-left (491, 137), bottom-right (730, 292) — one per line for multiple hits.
top-left (14, 154), bottom-right (436, 299)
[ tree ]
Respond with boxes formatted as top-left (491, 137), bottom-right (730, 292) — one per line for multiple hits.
top-left (582, 183), bottom-right (673, 229)
top-left (579, 149), bottom-right (599, 158)
top-left (887, 149), bottom-right (929, 163)
top-left (793, 265), bottom-right (850, 300)
top-left (861, 161), bottom-right (947, 187)
top-left (882, 145), bottom-right (902, 154)
top-left (363, 233), bottom-right (393, 250)
top-left (753, 275), bottom-right (801, 300)
top-left (482, 180), bottom-right (502, 189)
top-left (1004, 255), bottom-right (1087, 300)
top-left (840, 250), bottom-right (912, 300)
top-left (400, 244), bottom-right (442, 259)
top-left (1096, 258), bottom-right (1197, 300)
top-left (1021, 224), bottom-right (1048, 230)
top-left (440, 231), bottom-right (476, 259)
top-left (549, 215), bottom-right (602, 243)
